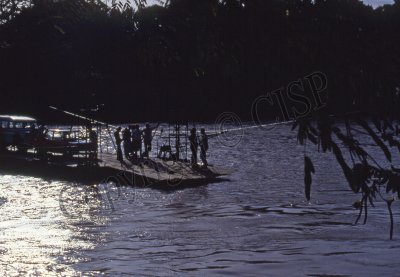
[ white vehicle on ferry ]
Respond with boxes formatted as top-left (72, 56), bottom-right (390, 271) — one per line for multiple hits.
top-left (0, 115), bottom-right (37, 150)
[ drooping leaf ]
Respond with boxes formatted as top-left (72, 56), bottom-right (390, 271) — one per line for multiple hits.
top-left (305, 156), bottom-right (315, 173)
top-left (383, 119), bottom-right (394, 131)
top-left (333, 127), bottom-right (367, 160)
top-left (372, 118), bottom-right (382, 132)
top-left (396, 125), bottom-right (400, 136)
top-left (387, 172), bottom-right (400, 195)
top-left (368, 195), bottom-right (375, 208)
top-left (307, 132), bottom-right (318, 144)
top-left (356, 118), bottom-right (391, 162)
top-left (331, 142), bottom-right (360, 192)
top-left (304, 156), bottom-right (315, 201)
top-left (297, 120), bottom-right (308, 145)
top-left (352, 163), bottom-right (371, 191)
top-left (309, 125), bottom-right (319, 136)
top-left (291, 120), bottom-right (298, 131)
top-left (317, 116), bottom-right (332, 152)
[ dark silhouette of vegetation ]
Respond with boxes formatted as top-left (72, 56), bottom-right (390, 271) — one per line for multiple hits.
top-left (294, 111), bottom-right (400, 239)
top-left (0, 0), bottom-right (399, 122)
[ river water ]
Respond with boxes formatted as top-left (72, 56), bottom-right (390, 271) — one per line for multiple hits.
top-left (1, 123), bottom-right (400, 276)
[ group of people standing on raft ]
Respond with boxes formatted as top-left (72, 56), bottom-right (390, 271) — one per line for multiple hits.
top-left (113, 124), bottom-right (209, 167)
top-left (113, 123), bottom-right (159, 162)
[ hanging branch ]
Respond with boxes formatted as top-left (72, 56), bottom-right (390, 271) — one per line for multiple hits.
top-left (354, 195), bottom-right (365, 225)
top-left (387, 198), bottom-right (394, 240)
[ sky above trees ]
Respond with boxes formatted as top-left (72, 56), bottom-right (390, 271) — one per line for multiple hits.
top-left (366, 0), bottom-right (394, 7)
top-left (144, 0), bottom-right (395, 8)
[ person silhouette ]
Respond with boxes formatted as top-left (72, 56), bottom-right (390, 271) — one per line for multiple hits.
top-left (199, 128), bottom-right (208, 167)
top-left (188, 128), bottom-right (198, 166)
top-left (114, 127), bottom-right (123, 162)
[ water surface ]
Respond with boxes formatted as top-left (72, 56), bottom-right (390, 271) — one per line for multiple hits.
top-left (1, 124), bottom-right (400, 276)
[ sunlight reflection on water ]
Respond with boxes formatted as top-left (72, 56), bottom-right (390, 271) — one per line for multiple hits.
top-left (0, 176), bottom-right (109, 276)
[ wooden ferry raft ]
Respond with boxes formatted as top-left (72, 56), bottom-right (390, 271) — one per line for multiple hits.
top-left (0, 151), bottom-right (233, 189)
top-left (97, 153), bottom-right (233, 188)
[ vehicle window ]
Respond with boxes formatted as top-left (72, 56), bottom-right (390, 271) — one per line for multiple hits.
top-left (53, 132), bottom-right (62, 139)
top-left (9, 122), bottom-right (14, 128)
top-left (15, 122), bottom-right (23, 128)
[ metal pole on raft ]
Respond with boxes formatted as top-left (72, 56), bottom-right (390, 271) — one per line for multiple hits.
top-left (175, 124), bottom-right (180, 160)
top-left (185, 123), bottom-right (188, 162)
top-left (156, 127), bottom-right (160, 158)
top-left (49, 105), bottom-right (118, 153)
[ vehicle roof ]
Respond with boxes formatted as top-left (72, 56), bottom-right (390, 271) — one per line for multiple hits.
top-left (0, 115), bottom-right (36, 122)
top-left (48, 128), bottom-right (80, 132)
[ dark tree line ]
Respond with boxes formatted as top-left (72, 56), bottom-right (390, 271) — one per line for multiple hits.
top-left (0, 0), bottom-right (399, 122)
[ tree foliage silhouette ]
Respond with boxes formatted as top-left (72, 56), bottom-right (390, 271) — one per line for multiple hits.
top-left (0, 0), bottom-right (399, 121)
top-left (294, 110), bottom-right (400, 239)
